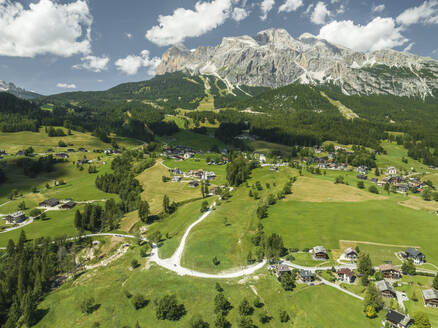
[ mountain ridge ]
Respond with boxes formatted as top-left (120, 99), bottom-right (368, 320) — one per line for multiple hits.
top-left (0, 80), bottom-right (42, 100)
top-left (156, 28), bottom-right (438, 98)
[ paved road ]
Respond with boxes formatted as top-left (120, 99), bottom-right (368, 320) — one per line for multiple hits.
top-left (282, 260), bottom-right (357, 272)
top-left (316, 274), bottom-right (364, 301)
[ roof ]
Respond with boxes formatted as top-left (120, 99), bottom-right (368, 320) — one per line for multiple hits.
top-left (337, 268), bottom-right (354, 277)
top-left (375, 280), bottom-right (395, 293)
top-left (379, 264), bottom-right (400, 272)
top-left (422, 289), bottom-right (438, 300)
top-left (7, 211), bottom-right (25, 218)
top-left (299, 270), bottom-right (313, 278)
top-left (386, 310), bottom-right (410, 325)
top-left (344, 247), bottom-right (357, 255)
top-left (405, 248), bottom-right (423, 257)
top-left (313, 246), bottom-right (327, 254)
top-left (274, 264), bottom-right (291, 273)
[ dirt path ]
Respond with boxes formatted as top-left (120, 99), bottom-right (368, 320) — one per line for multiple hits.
top-left (339, 240), bottom-right (421, 249)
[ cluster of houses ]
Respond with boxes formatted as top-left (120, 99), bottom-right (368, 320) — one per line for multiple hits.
top-left (161, 146), bottom-right (197, 160)
top-left (169, 168), bottom-right (216, 184)
top-left (2, 211), bottom-right (26, 224)
top-left (39, 198), bottom-right (76, 209)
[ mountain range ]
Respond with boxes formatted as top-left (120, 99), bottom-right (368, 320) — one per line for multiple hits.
top-left (157, 28), bottom-right (438, 98)
top-left (0, 80), bottom-right (41, 100)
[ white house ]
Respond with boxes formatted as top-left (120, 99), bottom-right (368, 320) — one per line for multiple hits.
top-left (387, 167), bottom-right (397, 176)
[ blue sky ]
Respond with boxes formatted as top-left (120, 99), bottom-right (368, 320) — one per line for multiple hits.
top-left (0, 0), bottom-right (437, 95)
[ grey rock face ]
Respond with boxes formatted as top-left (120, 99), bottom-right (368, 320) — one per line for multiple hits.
top-left (0, 80), bottom-right (41, 99)
top-left (156, 28), bottom-right (438, 97)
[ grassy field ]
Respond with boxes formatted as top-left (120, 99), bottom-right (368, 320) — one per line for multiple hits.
top-left (163, 157), bottom-right (228, 185)
top-left (250, 140), bottom-right (294, 155)
top-left (376, 141), bottom-right (427, 173)
top-left (339, 241), bottom-right (403, 265)
top-left (137, 161), bottom-right (202, 215)
top-left (181, 166), bottom-right (297, 273)
top-left (33, 245), bottom-right (380, 328)
top-left (147, 198), bottom-right (214, 258)
top-left (158, 130), bottom-right (225, 151)
top-left (264, 199), bottom-right (438, 266)
top-left (287, 176), bottom-right (386, 202)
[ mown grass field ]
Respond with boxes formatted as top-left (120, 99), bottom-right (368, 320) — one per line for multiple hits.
top-left (33, 245), bottom-right (380, 328)
top-left (137, 161), bottom-right (202, 215)
top-left (264, 199), bottom-right (438, 266)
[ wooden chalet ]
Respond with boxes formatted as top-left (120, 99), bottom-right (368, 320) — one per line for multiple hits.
top-left (384, 310), bottom-right (412, 328)
top-left (379, 264), bottom-right (401, 279)
top-left (61, 201), bottom-right (76, 209)
top-left (343, 247), bottom-right (358, 261)
top-left (299, 270), bottom-right (314, 282)
top-left (375, 280), bottom-right (396, 298)
top-left (39, 198), bottom-right (59, 208)
top-left (422, 289), bottom-right (438, 308)
top-left (336, 268), bottom-right (355, 283)
top-left (312, 246), bottom-right (328, 260)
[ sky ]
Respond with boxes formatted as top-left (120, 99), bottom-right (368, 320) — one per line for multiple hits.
top-left (0, 0), bottom-right (437, 95)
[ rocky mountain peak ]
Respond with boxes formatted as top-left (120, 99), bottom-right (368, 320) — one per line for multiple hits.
top-left (156, 29), bottom-right (438, 97)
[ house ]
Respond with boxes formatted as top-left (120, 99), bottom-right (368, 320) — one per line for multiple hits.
top-left (171, 168), bottom-right (183, 175)
top-left (78, 148), bottom-right (88, 152)
top-left (336, 268), bottom-right (355, 283)
top-left (172, 176), bottom-right (182, 182)
top-left (422, 289), bottom-right (438, 308)
top-left (371, 178), bottom-right (378, 183)
top-left (188, 181), bottom-right (199, 188)
top-left (396, 184), bottom-right (409, 193)
top-left (404, 248), bottom-right (425, 264)
top-left (299, 270), bottom-right (314, 282)
top-left (39, 198), bottom-right (59, 208)
top-left (183, 152), bottom-right (194, 159)
top-left (16, 150), bottom-right (25, 156)
top-left (388, 167), bottom-right (397, 176)
top-left (379, 264), bottom-right (401, 279)
top-left (77, 158), bottom-right (89, 165)
top-left (357, 174), bottom-right (368, 180)
top-left (258, 153), bottom-right (266, 163)
top-left (357, 166), bottom-right (368, 175)
top-left (61, 201), bottom-right (76, 209)
top-left (375, 280), bottom-right (396, 298)
top-left (272, 264), bottom-right (291, 279)
top-left (343, 248), bottom-right (358, 261)
top-left (384, 310), bottom-right (412, 328)
top-left (4, 211), bottom-right (26, 224)
top-left (67, 148), bottom-right (75, 152)
top-left (55, 153), bottom-right (69, 159)
top-left (312, 246), bottom-right (328, 260)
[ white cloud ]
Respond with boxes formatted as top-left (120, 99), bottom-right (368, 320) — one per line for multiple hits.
top-left (403, 42), bottom-right (415, 52)
top-left (278, 0), bottom-right (303, 13)
top-left (115, 50), bottom-right (161, 76)
top-left (318, 17), bottom-right (408, 52)
top-left (397, 0), bottom-right (438, 26)
top-left (331, 0), bottom-right (340, 3)
top-left (304, 4), bottom-right (314, 15)
top-left (260, 0), bottom-right (275, 20)
top-left (125, 33), bottom-right (133, 39)
top-left (337, 4), bottom-right (345, 15)
top-left (373, 4), bottom-right (385, 13)
top-left (73, 55), bottom-right (110, 72)
top-left (146, 0), bottom-right (233, 46)
top-left (311, 2), bottom-right (331, 25)
top-left (57, 83), bottom-right (76, 89)
top-left (232, 7), bottom-right (249, 21)
top-left (0, 0), bottom-right (92, 57)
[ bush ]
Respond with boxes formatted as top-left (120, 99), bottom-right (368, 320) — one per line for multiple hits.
top-left (131, 259), bottom-right (139, 269)
top-left (29, 208), bottom-right (42, 217)
top-left (279, 310), bottom-right (289, 322)
top-left (212, 256), bottom-right (220, 266)
top-left (189, 315), bottom-right (209, 328)
top-left (357, 181), bottom-right (365, 189)
top-left (81, 297), bottom-right (97, 314)
top-left (368, 185), bottom-right (379, 194)
top-left (132, 294), bottom-right (148, 310)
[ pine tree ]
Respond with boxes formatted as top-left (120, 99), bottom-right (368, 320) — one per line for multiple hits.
top-left (163, 195), bottom-right (170, 214)
top-left (138, 200), bottom-right (150, 223)
top-left (433, 273), bottom-right (438, 290)
top-left (74, 210), bottom-right (82, 231)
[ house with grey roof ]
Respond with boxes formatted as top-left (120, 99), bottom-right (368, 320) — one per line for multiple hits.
top-left (404, 248), bottom-right (425, 264)
top-left (343, 247), bottom-right (358, 261)
top-left (3, 211), bottom-right (26, 224)
top-left (422, 289), bottom-right (438, 308)
top-left (312, 246), bottom-right (328, 260)
top-left (376, 280), bottom-right (396, 298)
top-left (384, 310), bottom-right (412, 328)
top-left (299, 270), bottom-right (314, 283)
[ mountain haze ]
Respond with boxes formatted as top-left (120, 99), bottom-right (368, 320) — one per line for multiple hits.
top-left (157, 28), bottom-right (438, 98)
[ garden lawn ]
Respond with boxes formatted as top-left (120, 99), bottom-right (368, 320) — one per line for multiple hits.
top-left (158, 130), bottom-right (225, 151)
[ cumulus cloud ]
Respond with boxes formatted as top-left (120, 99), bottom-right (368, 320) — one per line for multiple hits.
top-left (403, 42), bottom-right (415, 52)
top-left (336, 4), bottom-right (345, 15)
top-left (125, 33), bottom-right (133, 39)
top-left (57, 83), bottom-right (76, 89)
top-left (311, 2), bottom-right (331, 25)
top-left (232, 7), bottom-right (249, 21)
top-left (146, 0), bottom-right (233, 46)
top-left (304, 4), bottom-right (314, 15)
top-left (0, 0), bottom-right (92, 57)
top-left (318, 17), bottom-right (408, 52)
top-left (278, 0), bottom-right (303, 13)
top-left (397, 0), bottom-right (438, 26)
top-left (373, 4), bottom-right (385, 13)
top-left (115, 50), bottom-right (161, 76)
top-left (260, 0), bottom-right (275, 20)
top-left (73, 55), bottom-right (110, 72)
